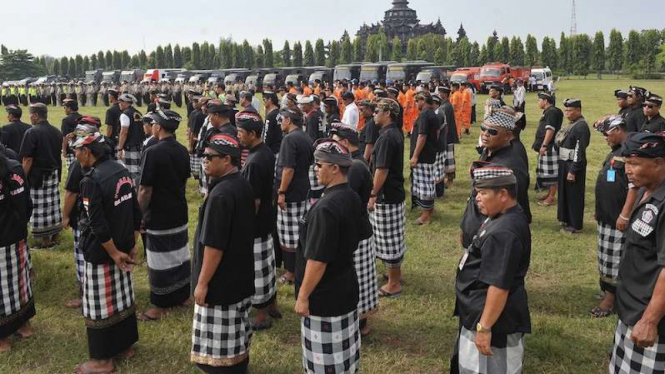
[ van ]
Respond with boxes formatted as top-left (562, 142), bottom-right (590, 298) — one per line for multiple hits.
top-left (386, 61), bottom-right (433, 82)
top-left (530, 67), bottom-right (553, 91)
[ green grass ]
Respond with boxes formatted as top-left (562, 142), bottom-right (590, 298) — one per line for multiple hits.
top-left (2, 78), bottom-right (665, 374)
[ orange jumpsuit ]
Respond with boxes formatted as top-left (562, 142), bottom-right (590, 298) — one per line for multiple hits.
top-left (354, 89), bottom-right (366, 102)
top-left (404, 88), bottom-right (417, 134)
top-left (450, 90), bottom-right (464, 136)
top-left (303, 86), bottom-right (313, 96)
top-left (461, 88), bottom-right (472, 131)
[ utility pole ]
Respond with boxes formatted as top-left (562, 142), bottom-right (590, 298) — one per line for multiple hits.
top-left (570, 0), bottom-right (578, 36)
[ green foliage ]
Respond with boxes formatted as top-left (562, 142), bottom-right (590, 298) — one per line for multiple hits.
top-left (469, 42), bottom-right (480, 67)
top-left (97, 51), bottom-right (105, 69)
top-left (191, 42), bottom-right (201, 69)
top-left (90, 54), bottom-right (97, 70)
top-left (353, 36), bottom-right (364, 62)
top-left (200, 42), bottom-right (211, 69)
top-left (173, 45), bottom-right (182, 68)
top-left (525, 34), bottom-right (539, 67)
top-left (146, 52), bottom-right (155, 69)
top-left (492, 42), bottom-right (503, 63)
top-left (129, 55), bottom-right (139, 69)
top-left (572, 34), bottom-right (592, 76)
top-left (559, 32), bottom-right (572, 74)
top-left (328, 40), bottom-right (340, 68)
top-left (282, 41), bottom-right (291, 66)
top-left (164, 44), bottom-right (174, 69)
top-left (406, 39), bottom-right (418, 61)
top-left (657, 43), bottom-right (665, 71)
top-left (314, 39), bottom-right (326, 66)
top-left (541, 37), bottom-right (557, 69)
top-left (509, 36), bottom-right (525, 66)
top-left (641, 29), bottom-right (662, 73)
top-left (263, 39), bottom-right (274, 69)
top-left (500, 37), bottom-right (510, 63)
top-left (256, 45), bottom-right (265, 69)
top-left (391, 37), bottom-right (403, 62)
top-left (233, 43), bottom-right (244, 68)
top-left (243, 40), bottom-right (255, 69)
top-left (68, 57), bottom-right (76, 77)
top-left (486, 36), bottom-right (496, 62)
top-left (219, 41), bottom-right (232, 69)
top-left (434, 47), bottom-right (444, 65)
top-left (341, 36), bottom-right (353, 64)
top-left (293, 41), bottom-right (303, 67)
top-left (592, 31), bottom-right (605, 74)
top-left (624, 30), bottom-right (641, 69)
top-left (113, 51), bottom-right (122, 70)
top-left (75, 55), bottom-right (83, 77)
top-left (105, 51), bottom-right (113, 70)
top-left (82, 56), bottom-right (89, 72)
top-left (181, 47), bottom-right (191, 69)
top-left (304, 41), bottom-right (315, 66)
top-left (0, 49), bottom-right (46, 80)
top-left (139, 50), bottom-right (148, 69)
top-left (607, 29), bottom-right (623, 72)
top-left (52, 58), bottom-right (60, 75)
top-left (155, 45), bottom-right (165, 69)
top-left (60, 56), bottom-right (68, 76)
top-left (1, 44), bottom-right (8, 55)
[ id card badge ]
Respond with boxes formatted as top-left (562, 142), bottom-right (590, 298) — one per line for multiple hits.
top-left (607, 169), bottom-right (616, 183)
top-left (459, 248), bottom-right (470, 270)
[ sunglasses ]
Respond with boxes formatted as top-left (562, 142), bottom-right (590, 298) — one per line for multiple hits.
top-left (315, 162), bottom-right (332, 169)
top-left (480, 124), bottom-right (500, 136)
top-left (643, 104), bottom-right (657, 109)
top-left (201, 153), bottom-right (224, 161)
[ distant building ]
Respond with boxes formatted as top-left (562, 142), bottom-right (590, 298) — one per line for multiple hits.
top-left (356, 0), bottom-right (447, 52)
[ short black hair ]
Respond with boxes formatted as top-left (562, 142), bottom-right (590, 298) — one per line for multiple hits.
top-left (491, 184), bottom-right (517, 199)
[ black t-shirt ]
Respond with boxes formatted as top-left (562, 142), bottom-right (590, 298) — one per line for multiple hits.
top-left (625, 105), bottom-right (645, 133)
top-left (192, 172), bottom-right (256, 306)
top-left (409, 107), bottom-right (440, 163)
top-left (187, 109), bottom-right (206, 140)
top-left (363, 117), bottom-right (380, 146)
top-left (65, 161), bottom-right (85, 230)
top-left (1, 121), bottom-right (31, 154)
top-left (305, 110), bottom-right (324, 143)
top-left (455, 205), bottom-right (531, 334)
top-left (0, 158), bottom-right (31, 246)
top-left (533, 105), bottom-right (563, 151)
top-left (79, 158), bottom-right (142, 264)
top-left (105, 103), bottom-right (122, 140)
top-left (460, 143), bottom-right (532, 248)
top-left (61, 112), bottom-right (83, 154)
top-left (442, 101), bottom-right (459, 145)
top-left (558, 118), bottom-right (590, 174)
top-left (616, 181), bottom-right (665, 334)
top-left (295, 183), bottom-right (361, 317)
top-left (0, 145), bottom-right (18, 161)
top-left (595, 146), bottom-right (631, 227)
top-left (435, 106), bottom-right (448, 151)
top-left (264, 108), bottom-right (282, 154)
top-left (241, 143), bottom-right (276, 238)
top-left (641, 113), bottom-right (665, 134)
top-left (275, 128), bottom-right (313, 202)
top-left (123, 106), bottom-right (145, 148)
top-left (19, 120), bottom-right (63, 174)
top-left (371, 123), bottom-right (405, 204)
top-left (139, 137), bottom-right (190, 230)
top-left (349, 150), bottom-right (373, 240)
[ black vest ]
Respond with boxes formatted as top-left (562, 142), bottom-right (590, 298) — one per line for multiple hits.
top-left (123, 106), bottom-right (145, 148)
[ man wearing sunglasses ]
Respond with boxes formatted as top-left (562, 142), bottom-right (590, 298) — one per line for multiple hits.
top-left (460, 108), bottom-right (531, 249)
top-left (625, 86), bottom-right (647, 133)
top-left (555, 98), bottom-right (591, 234)
top-left (640, 93), bottom-right (665, 134)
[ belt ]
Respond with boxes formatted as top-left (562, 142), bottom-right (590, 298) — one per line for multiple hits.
top-left (559, 147), bottom-right (575, 161)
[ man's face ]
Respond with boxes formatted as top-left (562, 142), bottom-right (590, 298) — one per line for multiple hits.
top-left (489, 88), bottom-right (500, 99)
top-left (237, 127), bottom-right (253, 147)
top-left (373, 107), bottom-right (389, 126)
top-left (625, 156), bottom-right (663, 188)
top-left (29, 112), bottom-right (38, 125)
top-left (537, 98), bottom-right (547, 110)
top-left (314, 159), bottom-right (336, 187)
top-left (480, 123), bottom-right (511, 150)
top-left (603, 127), bottom-right (623, 147)
top-left (564, 107), bottom-right (581, 121)
top-left (475, 188), bottom-right (503, 217)
top-left (119, 101), bottom-right (129, 111)
top-left (617, 97), bottom-right (628, 109)
top-left (240, 97), bottom-right (249, 107)
top-left (360, 105), bottom-right (373, 118)
top-left (643, 103), bottom-right (660, 118)
top-left (202, 147), bottom-right (227, 177)
top-left (143, 122), bottom-right (153, 136)
top-left (416, 98), bottom-right (426, 111)
top-left (74, 147), bottom-right (94, 168)
top-left (279, 115), bottom-right (290, 132)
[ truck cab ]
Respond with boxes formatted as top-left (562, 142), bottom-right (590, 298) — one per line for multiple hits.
top-left (450, 67), bottom-right (481, 91)
top-left (386, 61), bottom-right (433, 82)
top-left (223, 69), bottom-right (251, 86)
top-left (306, 66), bottom-right (333, 85)
top-left (479, 63), bottom-right (510, 93)
top-left (120, 69), bottom-right (145, 83)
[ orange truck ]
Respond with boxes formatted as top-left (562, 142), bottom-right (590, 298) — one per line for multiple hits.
top-left (478, 63), bottom-right (530, 93)
top-left (450, 67), bottom-right (481, 91)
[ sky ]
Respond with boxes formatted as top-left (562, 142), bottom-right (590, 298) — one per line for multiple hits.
top-left (2, 0), bottom-right (664, 58)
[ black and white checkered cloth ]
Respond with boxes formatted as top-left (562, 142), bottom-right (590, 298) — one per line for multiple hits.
top-left (145, 224), bottom-right (191, 301)
top-left (434, 151), bottom-right (446, 181)
top-left (411, 163), bottom-right (436, 207)
top-left (370, 202), bottom-right (406, 263)
top-left (610, 319), bottom-right (665, 374)
top-left (301, 310), bottom-right (361, 374)
top-left (536, 147), bottom-right (559, 188)
top-left (597, 223), bottom-right (624, 283)
top-left (252, 235), bottom-right (277, 307)
top-left (65, 154), bottom-right (76, 171)
top-left (200, 162), bottom-right (208, 195)
top-left (278, 201), bottom-right (309, 249)
top-left (82, 261), bottom-right (135, 322)
top-left (445, 144), bottom-right (456, 174)
top-left (309, 164), bottom-right (324, 201)
top-left (0, 240), bottom-right (33, 321)
top-left (354, 236), bottom-right (378, 316)
top-left (456, 326), bottom-right (524, 374)
top-left (190, 154), bottom-right (201, 179)
top-left (73, 228), bottom-right (84, 283)
top-left (123, 146), bottom-right (142, 184)
top-left (191, 297), bottom-right (253, 367)
top-left (30, 169), bottom-right (62, 239)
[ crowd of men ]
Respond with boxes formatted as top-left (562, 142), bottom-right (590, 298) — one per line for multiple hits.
top-left (0, 72), bottom-right (664, 374)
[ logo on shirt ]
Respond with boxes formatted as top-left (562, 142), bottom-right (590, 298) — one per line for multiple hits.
top-left (642, 210), bottom-right (654, 224)
top-left (632, 218), bottom-right (654, 237)
top-left (646, 204), bottom-right (660, 216)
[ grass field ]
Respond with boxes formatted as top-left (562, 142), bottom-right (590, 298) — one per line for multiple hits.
top-left (2, 78), bottom-right (665, 374)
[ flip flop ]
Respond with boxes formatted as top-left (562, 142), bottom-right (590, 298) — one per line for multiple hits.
top-left (590, 306), bottom-right (614, 318)
top-left (137, 312), bottom-right (162, 322)
top-left (537, 200), bottom-right (556, 207)
top-left (378, 288), bottom-right (402, 298)
top-left (251, 319), bottom-right (273, 331)
top-left (381, 274), bottom-right (406, 285)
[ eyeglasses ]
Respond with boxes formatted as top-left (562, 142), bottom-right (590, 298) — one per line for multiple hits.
top-left (201, 153), bottom-right (224, 161)
top-left (480, 124), bottom-right (500, 136)
top-left (643, 104), bottom-right (657, 109)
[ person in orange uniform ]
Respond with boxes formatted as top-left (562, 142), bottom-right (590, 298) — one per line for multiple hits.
top-left (302, 81), bottom-right (313, 96)
top-left (450, 83), bottom-right (464, 137)
top-left (403, 83), bottom-right (418, 135)
top-left (461, 82), bottom-right (472, 135)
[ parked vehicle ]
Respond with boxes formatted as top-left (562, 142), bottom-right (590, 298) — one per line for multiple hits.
top-left (415, 65), bottom-right (457, 83)
top-left (175, 71), bottom-right (194, 83)
top-left (263, 72), bottom-right (284, 88)
top-left (120, 69), bottom-right (145, 83)
top-left (85, 69), bottom-right (103, 84)
top-left (478, 63), bottom-right (530, 93)
top-left (530, 67), bottom-right (553, 91)
top-left (333, 63), bottom-right (363, 82)
top-left (223, 69), bottom-right (251, 86)
top-left (102, 70), bottom-right (121, 83)
top-left (386, 61), bottom-right (433, 82)
top-left (307, 67), bottom-right (333, 85)
top-left (450, 67), bottom-right (481, 91)
top-left (359, 61), bottom-right (396, 83)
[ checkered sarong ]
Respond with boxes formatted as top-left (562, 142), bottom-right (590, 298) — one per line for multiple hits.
top-left (190, 154), bottom-right (201, 179)
top-left (370, 202), bottom-right (406, 262)
top-left (434, 151), bottom-right (446, 181)
top-left (301, 310), bottom-right (361, 374)
top-left (200, 162), bottom-right (208, 195)
top-left (354, 236), bottom-right (378, 316)
top-left (610, 319), bottom-right (665, 374)
top-left (73, 228), bottom-right (84, 283)
top-left (82, 261), bottom-right (135, 326)
top-left (123, 146), bottom-right (142, 184)
top-left (597, 222), bottom-right (624, 285)
top-left (65, 154), bottom-right (76, 171)
top-left (456, 326), bottom-right (524, 374)
top-left (191, 297), bottom-right (253, 367)
top-left (252, 235), bottom-right (277, 307)
top-left (309, 164), bottom-right (324, 201)
top-left (536, 147), bottom-right (559, 188)
top-left (145, 224), bottom-right (191, 305)
top-left (411, 163), bottom-right (436, 209)
top-left (30, 169), bottom-right (62, 238)
top-left (278, 201), bottom-right (308, 249)
top-left (444, 144), bottom-right (456, 174)
top-left (0, 240), bottom-right (34, 332)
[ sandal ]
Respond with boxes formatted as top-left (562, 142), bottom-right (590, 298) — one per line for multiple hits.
top-left (590, 306), bottom-right (614, 318)
top-left (378, 288), bottom-right (402, 298)
top-left (74, 362), bottom-right (116, 374)
top-left (251, 319), bottom-right (273, 331)
top-left (381, 274), bottom-right (406, 285)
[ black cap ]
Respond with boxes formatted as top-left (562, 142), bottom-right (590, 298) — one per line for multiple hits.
top-left (207, 103), bottom-right (234, 115)
top-left (5, 105), bottom-right (22, 117)
top-left (342, 91), bottom-right (355, 101)
top-left (206, 133), bottom-right (241, 158)
top-left (614, 89), bottom-right (628, 99)
top-left (563, 98), bottom-right (582, 108)
top-left (489, 84), bottom-right (504, 92)
top-left (330, 122), bottom-right (360, 145)
top-left (645, 93), bottom-right (663, 107)
top-left (153, 109), bottom-right (182, 130)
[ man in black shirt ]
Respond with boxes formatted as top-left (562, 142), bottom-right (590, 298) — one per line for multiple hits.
top-left (331, 123), bottom-right (378, 336)
top-left (104, 89), bottom-right (122, 146)
top-left (410, 91), bottom-right (440, 225)
top-left (73, 133), bottom-right (140, 374)
top-left (294, 139), bottom-right (362, 374)
top-left (615, 89), bottom-right (629, 117)
top-left (590, 116), bottom-right (638, 318)
top-left (624, 86), bottom-right (647, 133)
top-left (438, 86), bottom-right (459, 185)
top-left (237, 111), bottom-right (281, 331)
top-left (432, 94), bottom-right (448, 198)
top-left (198, 101), bottom-right (237, 196)
top-left (640, 93), bottom-right (665, 133)
top-left (116, 94), bottom-right (144, 184)
top-left (61, 99), bottom-right (83, 171)
top-left (369, 98), bottom-right (406, 297)
top-left (453, 163), bottom-right (531, 374)
top-left (610, 133), bottom-right (665, 374)
top-left (187, 97), bottom-right (206, 181)
top-left (1, 105), bottom-right (31, 155)
top-left (299, 95), bottom-right (325, 202)
top-left (460, 108), bottom-right (531, 249)
top-left (191, 133), bottom-right (255, 374)
top-left (556, 99), bottom-right (590, 234)
top-left (137, 109), bottom-right (191, 321)
top-left (262, 91), bottom-right (282, 155)
top-left (359, 100), bottom-right (379, 162)
top-left (533, 92), bottom-right (564, 206)
top-left (387, 87), bottom-right (405, 134)
top-left (19, 103), bottom-right (63, 248)
top-left (275, 107), bottom-right (313, 284)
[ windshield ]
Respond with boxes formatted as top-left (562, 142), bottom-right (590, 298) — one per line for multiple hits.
top-left (334, 67), bottom-right (351, 81)
top-left (387, 67), bottom-right (405, 81)
top-left (480, 67), bottom-right (505, 78)
top-left (264, 73), bottom-right (278, 83)
top-left (359, 66), bottom-right (378, 82)
top-left (450, 74), bottom-right (467, 83)
top-left (532, 72), bottom-right (544, 80)
top-left (416, 72), bottom-right (432, 82)
top-left (285, 75), bottom-right (300, 84)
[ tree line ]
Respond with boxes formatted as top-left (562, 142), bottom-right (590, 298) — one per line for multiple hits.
top-left (1, 28), bottom-right (665, 81)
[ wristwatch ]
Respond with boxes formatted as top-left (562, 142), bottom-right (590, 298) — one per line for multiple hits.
top-left (476, 323), bottom-right (491, 333)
